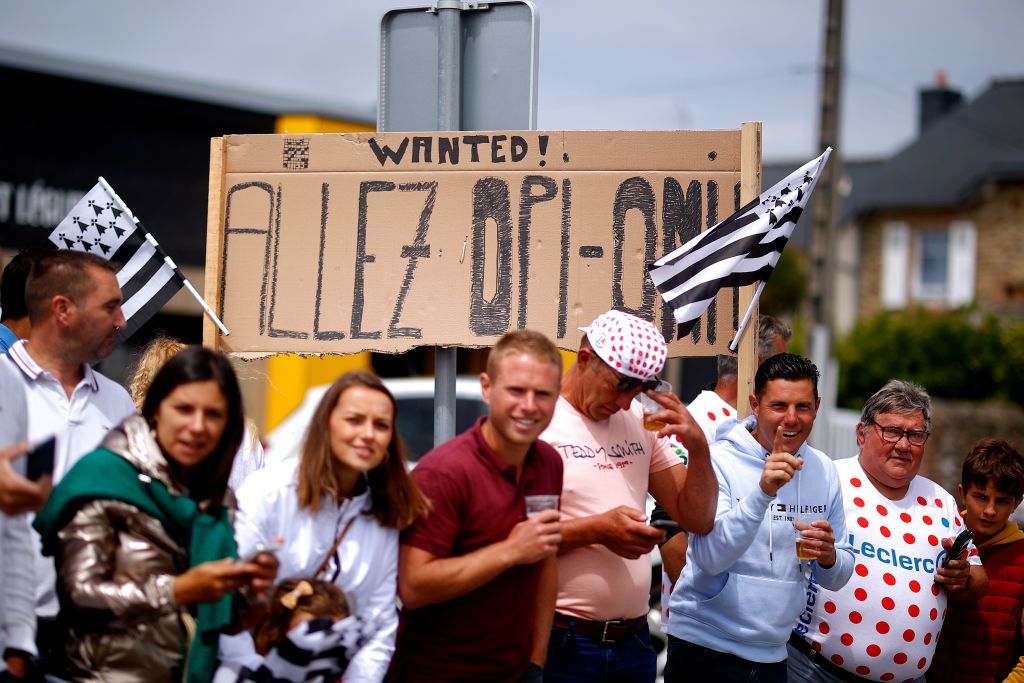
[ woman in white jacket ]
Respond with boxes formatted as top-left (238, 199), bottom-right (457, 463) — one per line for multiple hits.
top-left (228, 371), bottom-right (429, 683)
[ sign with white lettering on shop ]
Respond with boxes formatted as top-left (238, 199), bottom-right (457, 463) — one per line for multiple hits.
top-left (204, 129), bottom-right (755, 357)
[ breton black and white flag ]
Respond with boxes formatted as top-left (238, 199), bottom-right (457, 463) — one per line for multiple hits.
top-left (48, 178), bottom-right (184, 345)
top-left (649, 148), bottom-right (831, 339)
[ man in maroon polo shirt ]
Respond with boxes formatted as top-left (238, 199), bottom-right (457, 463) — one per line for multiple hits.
top-left (388, 329), bottom-right (564, 683)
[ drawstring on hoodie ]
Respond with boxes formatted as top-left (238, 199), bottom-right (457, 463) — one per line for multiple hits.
top-left (766, 447), bottom-right (803, 567)
top-left (767, 446), bottom-right (774, 564)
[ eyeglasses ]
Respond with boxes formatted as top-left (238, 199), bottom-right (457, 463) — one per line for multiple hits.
top-left (870, 421), bottom-right (930, 446)
top-left (595, 354), bottom-right (660, 393)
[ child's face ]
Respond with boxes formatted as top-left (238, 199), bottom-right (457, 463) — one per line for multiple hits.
top-left (959, 480), bottom-right (1022, 543)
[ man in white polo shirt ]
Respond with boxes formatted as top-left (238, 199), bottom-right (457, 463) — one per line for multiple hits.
top-left (0, 249), bottom-right (136, 663)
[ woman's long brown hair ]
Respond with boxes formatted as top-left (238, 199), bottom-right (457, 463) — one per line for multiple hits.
top-left (296, 371), bottom-right (429, 529)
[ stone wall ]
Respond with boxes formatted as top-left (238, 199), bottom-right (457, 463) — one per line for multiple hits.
top-left (972, 184), bottom-right (1024, 316)
top-left (917, 399), bottom-right (1024, 497)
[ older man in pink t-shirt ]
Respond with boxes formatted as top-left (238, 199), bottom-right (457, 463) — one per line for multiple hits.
top-left (539, 309), bottom-right (716, 683)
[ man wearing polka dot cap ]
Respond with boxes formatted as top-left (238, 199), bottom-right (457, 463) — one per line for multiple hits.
top-left (787, 380), bottom-right (987, 683)
top-left (539, 308), bottom-right (716, 683)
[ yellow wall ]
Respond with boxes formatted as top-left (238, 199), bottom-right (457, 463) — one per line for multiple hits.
top-left (276, 115), bottom-right (374, 134)
top-left (264, 114), bottom-right (375, 431)
top-left (559, 350), bottom-right (576, 374)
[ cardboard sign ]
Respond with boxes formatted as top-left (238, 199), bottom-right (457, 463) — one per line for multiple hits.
top-left (205, 129), bottom-right (755, 358)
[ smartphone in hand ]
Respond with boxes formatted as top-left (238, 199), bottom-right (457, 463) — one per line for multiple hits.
top-left (942, 528), bottom-right (973, 567)
top-left (650, 518), bottom-right (681, 532)
top-left (238, 540), bottom-right (284, 565)
top-left (25, 436), bottom-right (56, 482)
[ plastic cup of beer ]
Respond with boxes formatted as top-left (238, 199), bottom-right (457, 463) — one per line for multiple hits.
top-left (637, 379), bottom-right (672, 432)
top-left (525, 494), bottom-right (560, 518)
top-left (794, 513), bottom-right (816, 561)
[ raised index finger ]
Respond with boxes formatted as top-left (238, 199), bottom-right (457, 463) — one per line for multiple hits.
top-left (773, 425), bottom-right (786, 455)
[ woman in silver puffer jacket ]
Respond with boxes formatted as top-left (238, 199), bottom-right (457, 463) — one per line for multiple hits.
top-left (34, 347), bottom-right (278, 683)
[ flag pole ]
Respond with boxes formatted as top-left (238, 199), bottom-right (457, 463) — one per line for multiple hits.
top-left (97, 177), bottom-right (230, 337)
top-left (728, 280), bottom-right (766, 353)
top-left (141, 233), bottom-right (231, 337)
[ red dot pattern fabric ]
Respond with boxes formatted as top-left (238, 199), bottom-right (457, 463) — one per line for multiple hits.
top-left (687, 390), bottom-right (736, 446)
top-left (579, 309), bottom-right (667, 380)
top-left (795, 458), bottom-right (980, 682)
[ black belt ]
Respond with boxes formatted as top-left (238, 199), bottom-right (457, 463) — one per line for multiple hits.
top-left (553, 612), bottom-right (646, 645)
top-left (788, 632), bottom-right (872, 683)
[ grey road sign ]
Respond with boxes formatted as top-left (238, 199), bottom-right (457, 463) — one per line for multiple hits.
top-left (379, 1), bottom-right (538, 446)
top-left (379, 1), bottom-right (538, 131)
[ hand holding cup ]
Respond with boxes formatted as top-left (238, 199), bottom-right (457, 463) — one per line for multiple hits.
top-left (637, 380), bottom-right (673, 432)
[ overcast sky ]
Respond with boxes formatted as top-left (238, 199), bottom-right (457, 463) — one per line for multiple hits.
top-left (2, 0), bottom-right (1021, 162)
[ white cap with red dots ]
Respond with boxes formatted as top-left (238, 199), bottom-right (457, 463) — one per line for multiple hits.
top-left (579, 309), bottom-right (668, 380)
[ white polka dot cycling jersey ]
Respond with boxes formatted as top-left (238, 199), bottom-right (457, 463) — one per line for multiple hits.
top-left (794, 457), bottom-right (981, 683)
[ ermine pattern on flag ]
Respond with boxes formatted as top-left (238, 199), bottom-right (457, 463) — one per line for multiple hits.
top-left (650, 149), bottom-right (831, 339)
top-left (48, 181), bottom-right (183, 344)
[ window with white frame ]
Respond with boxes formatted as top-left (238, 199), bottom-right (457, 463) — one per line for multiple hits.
top-left (913, 229), bottom-right (949, 301)
top-left (880, 220), bottom-right (975, 309)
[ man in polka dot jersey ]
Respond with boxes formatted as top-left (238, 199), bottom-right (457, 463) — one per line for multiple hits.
top-left (788, 380), bottom-right (987, 683)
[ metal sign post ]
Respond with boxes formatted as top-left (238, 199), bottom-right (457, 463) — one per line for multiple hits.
top-left (379, 0), bottom-right (538, 446)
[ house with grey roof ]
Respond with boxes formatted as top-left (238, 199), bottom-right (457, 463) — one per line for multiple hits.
top-left (768, 78), bottom-right (1024, 335)
top-left (839, 78), bottom-right (1024, 333)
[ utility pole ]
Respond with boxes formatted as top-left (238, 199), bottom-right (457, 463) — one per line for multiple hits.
top-left (806, 0), bottom-right (843, 336)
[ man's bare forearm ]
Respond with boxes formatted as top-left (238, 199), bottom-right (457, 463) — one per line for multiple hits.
top-left (530, 555), bottom-right (558, 667)
top-left (675, 443), bottom-right (716, 534)
top-left (557, 515), bottom-right (605, 553)
top-left (399, 542), bottom-right (516, 609)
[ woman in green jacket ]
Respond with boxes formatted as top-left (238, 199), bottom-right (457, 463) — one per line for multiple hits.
top-left (35, 346), bottom-right (277, 683)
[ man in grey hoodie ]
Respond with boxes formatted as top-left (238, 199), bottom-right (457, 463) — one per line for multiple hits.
top-left (665, 353), bottom-right (855, 683)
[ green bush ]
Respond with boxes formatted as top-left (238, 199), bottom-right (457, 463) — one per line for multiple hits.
top-left (1001, 322), bottom-right (1024, 405)
top-left (835, 308), bottom-right (1024, 410)
top-left (761, 248), bottom-right (807, 316)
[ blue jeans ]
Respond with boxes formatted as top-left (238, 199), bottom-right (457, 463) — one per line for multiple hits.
top-left (665, 636), bottom-right (786, 683)
top-left (543, 622), bottom-right (657, 683)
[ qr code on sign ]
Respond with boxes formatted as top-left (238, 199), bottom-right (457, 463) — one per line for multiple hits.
top-left (283, 138), bottom-right (310, 169)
